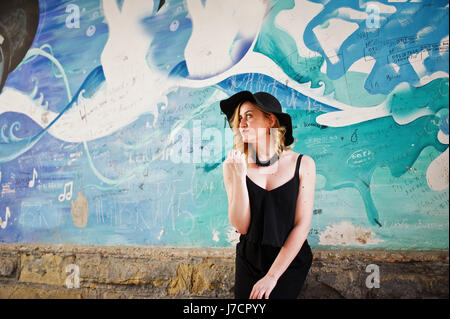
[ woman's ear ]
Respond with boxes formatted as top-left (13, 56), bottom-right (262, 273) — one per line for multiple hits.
top-left (270, 114), bottom-right (277, 128)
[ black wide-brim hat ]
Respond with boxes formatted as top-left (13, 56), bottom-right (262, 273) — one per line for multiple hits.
top-left (220, 91), bottom-right (294, 146)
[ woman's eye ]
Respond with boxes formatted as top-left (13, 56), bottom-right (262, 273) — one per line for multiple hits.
top-left (239, 114), bottom-right (251, 121)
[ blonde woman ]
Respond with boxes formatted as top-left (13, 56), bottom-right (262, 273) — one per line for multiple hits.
top-left (220, 91), bottom-right (316, 299)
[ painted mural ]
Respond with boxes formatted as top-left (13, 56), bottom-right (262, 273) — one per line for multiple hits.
top-left (0, 0), bottom-right (448, 249)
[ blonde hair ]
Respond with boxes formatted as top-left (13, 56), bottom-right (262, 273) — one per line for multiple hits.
top-left (229, 100), bottom-right (294, 167)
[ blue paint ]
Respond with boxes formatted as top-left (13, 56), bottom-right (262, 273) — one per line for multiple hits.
top-left (0, 0), bottom-right (447, 248)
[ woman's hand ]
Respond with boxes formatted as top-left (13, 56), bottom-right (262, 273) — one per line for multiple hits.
top-left (249, 274), bottom-right (278, 299)
top-left (224, 149), bottom-right (247, 179)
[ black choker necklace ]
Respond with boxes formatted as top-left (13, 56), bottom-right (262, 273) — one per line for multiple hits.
top-left (254, 151), bottom-right (280, 167)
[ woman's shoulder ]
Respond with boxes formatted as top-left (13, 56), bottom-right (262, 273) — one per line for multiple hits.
top-left (286, 151), bottom-right (316, 174)
top-left (286, 150), bottom-right (314, 161)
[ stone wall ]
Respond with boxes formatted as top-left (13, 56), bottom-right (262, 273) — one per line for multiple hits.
top-left (0, 244), bottom-right (448, 299)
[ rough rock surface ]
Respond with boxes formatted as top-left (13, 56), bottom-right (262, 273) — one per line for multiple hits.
top-left (0, 244), bottom-right (447, 299)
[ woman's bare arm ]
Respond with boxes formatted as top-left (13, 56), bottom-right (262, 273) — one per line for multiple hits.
top-left (223, 156), bottom-right (251, 234)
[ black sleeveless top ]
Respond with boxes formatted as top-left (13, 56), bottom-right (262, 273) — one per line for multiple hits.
top-left (236, 153), bottom-right (312, 274)
top-left (243, 153), bottom-right (304, 247)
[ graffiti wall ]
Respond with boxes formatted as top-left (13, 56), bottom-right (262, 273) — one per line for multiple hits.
top-left (0, 0), bottom-right (448, 249)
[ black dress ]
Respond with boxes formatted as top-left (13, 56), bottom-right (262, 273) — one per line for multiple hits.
top-left (234, 153), bottom-right (313, 299)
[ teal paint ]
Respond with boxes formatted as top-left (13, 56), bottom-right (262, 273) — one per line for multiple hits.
top-left (0, 0), bottom-right (447, 249)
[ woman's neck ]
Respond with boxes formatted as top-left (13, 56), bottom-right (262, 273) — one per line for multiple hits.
top-left (248, 143), bottom-right (277, 161)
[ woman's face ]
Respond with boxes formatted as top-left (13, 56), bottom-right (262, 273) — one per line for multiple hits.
top-left (238, 101), bottom-right (275, 144)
